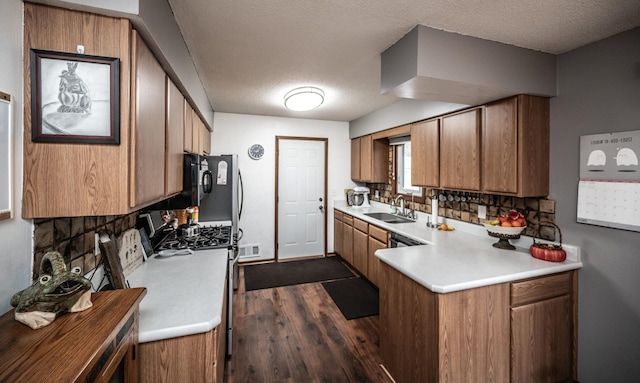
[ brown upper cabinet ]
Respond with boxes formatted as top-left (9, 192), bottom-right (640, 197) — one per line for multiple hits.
top-left (351, 138), bottom-right (362, 180)
top-left (193, 113), bottom-right (211, 155)
top-left (440, 108), bottom-right (482, 191)
top-left (130, 29), bottom-right (167, 208)
top-left (191, 109), bottom-right (202, 154)
top-left (183, 101), bottom-right (194, 153)
top-left (183, 102), bottom-right (210, 155)
top-left (165, 77), bottom-right (185, 196)
top-left (482, 95), bottom-right (549, 197)
top-left (411, 119), bottom-right (440, 188)
top-left (351, 135), bottom-right (388, 183)
top-left (22, 4), bottom-right (133, 218)
top-left (201, 120), bottom-right (211, 154)
top-left (21, 3), bottom-right (208, 218)
top-left (409, 95), bottom-right (549, 196)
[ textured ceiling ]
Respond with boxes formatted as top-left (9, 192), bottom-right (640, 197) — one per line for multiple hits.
top-left (167, 0), bottom-right (640, 122)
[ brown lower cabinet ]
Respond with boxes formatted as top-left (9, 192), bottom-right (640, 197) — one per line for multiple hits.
top-left (0, 288), bottom-right (146, 382)
top-left (510, 272), bottom-right (576, 382)
top-left (333, 210), bottom-right (389, 287)
top-left (334, 210), bottom-right (344, 256)
top-left (367, 223), bottom-right (388, 286)
top-left (139, 282), bottom-right (227, 383)
top-left (353, 218), bottom-right (369, 276)
top-left (341, 214), bottom-right (354, 265)
top-left (380, 263), bottom-right (578, 383)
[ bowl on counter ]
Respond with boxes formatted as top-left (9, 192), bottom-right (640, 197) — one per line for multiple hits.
top-left (482, 223), bottom-right (527, 250)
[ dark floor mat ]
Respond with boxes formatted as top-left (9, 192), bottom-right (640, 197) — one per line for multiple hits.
top-left (322, 278), bottom-right (379, 320)
top-left (244, 257), bottom-right (354, 291)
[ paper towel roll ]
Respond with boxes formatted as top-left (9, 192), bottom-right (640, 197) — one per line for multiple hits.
top-left (431, 198), bottom-right (439, 226)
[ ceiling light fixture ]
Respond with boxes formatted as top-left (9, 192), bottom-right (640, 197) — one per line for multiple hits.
top-left (284, 86), bottom-right (324, 111)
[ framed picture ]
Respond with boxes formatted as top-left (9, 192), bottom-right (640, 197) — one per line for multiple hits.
top-left (30, 49), bottom-right (120, 144)
top-left (0, 91), bottom-right (11, 221)
top-left (98, 231), bottom-right (129, 290)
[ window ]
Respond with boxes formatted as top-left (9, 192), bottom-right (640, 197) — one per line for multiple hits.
top-left (392, 139), bottom-right (424, 202)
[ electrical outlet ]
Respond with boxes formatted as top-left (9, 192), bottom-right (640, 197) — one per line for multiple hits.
top-left (95, 233), bottom-right (101, 255)
top-left (478, 205), bottom-right (487, 220)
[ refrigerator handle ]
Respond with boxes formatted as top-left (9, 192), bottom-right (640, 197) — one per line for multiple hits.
top-left (238, 169), bottom-right (244, 221)
top-left (203, 170), bottom-right (213, 194)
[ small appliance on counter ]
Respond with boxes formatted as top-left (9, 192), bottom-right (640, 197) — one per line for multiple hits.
top-left (347, 186), bottom-right (371, 207)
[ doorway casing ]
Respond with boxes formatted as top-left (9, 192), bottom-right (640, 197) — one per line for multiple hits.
top-left (275, 136), bottom-right (328, 261)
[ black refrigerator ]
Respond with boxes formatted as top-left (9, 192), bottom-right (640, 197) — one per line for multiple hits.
top-left (199, 154), bottom-right (242, 241)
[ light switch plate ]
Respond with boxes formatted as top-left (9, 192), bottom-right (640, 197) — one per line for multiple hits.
top-left (478, 205), bottom-right (487, 220)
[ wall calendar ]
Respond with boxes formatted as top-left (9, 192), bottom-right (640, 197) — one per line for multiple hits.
top-left (577, 130), bottom-right (640, 232)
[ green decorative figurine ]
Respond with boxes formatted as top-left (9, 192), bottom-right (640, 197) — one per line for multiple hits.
top-left (11, 251), bottom-right (93, 329)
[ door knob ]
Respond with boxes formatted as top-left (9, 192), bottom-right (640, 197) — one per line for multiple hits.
top-left (319, 206), bottom-right (324, 212)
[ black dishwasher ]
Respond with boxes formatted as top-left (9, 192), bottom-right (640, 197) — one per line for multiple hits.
top-left (390, 232), bottom-right (424, 247)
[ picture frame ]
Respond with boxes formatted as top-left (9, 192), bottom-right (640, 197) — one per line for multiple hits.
top-left (0, 91), bottom-right (11, 221)
top-left (98, 231), bottom-right (129, 290)
top-left (30, 49), bottom-right (120, 144)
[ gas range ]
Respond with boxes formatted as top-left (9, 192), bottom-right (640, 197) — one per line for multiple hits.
top-left (157, 224), bottom-right (233, 251)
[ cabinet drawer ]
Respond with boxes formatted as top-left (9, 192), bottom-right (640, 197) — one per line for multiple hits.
top-left (369, 225), bottom-right (388, 243)
top-left (511, 272), bottom-right (572, 307)
top-left (353, 218), bottom-right (368, 233)
top-left (342, 214), bottom-right (353, 226)
top-left (334, 210), bottom-right (343, 222)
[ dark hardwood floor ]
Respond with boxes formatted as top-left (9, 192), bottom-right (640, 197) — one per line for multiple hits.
top-left (224, 260), bottom-right (393, 383)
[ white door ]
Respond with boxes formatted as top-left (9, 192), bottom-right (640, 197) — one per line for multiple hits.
top-left (277, 138), bottom-right (326, 260)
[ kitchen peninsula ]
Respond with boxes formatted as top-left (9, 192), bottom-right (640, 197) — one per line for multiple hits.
top-left (334, 201), bottom-right (582, 383)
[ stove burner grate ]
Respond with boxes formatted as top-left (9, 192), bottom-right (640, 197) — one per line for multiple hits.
top-left (157, 225), bottom-right (232, 251)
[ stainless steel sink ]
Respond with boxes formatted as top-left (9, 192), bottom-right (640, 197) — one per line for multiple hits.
top-left (363, 212), bottom-right (414, 224)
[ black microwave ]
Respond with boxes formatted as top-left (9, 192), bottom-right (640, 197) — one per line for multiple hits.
top-left (146, 154), bottom-right (213, 210)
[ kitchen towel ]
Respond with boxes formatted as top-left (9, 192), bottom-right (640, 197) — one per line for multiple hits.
top-left (244, 256), bottom-right (354, 291)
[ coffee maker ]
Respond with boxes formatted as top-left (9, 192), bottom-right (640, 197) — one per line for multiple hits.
top-left (348, 186), bottom-right (371, 207)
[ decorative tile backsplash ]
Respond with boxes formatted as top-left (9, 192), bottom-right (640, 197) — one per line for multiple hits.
top-left (365, 148), bottom-right (557, 241)
top-left (367, 147), bottom-right (556, 241)
top-left (32, 213), bottom-right (138, 280)
top-left (366, 185), bottom-right (557, 241)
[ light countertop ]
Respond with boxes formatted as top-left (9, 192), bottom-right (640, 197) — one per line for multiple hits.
top-left (127, 248), bottom-right (228, 343)
top-left (334, 201), bottom-right (582, 293)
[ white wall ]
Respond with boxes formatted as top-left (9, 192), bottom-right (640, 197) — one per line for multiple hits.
top-left (211, 113), bottom-right (354, 262)
top-left (0, 0), bottom-right (34, 314)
